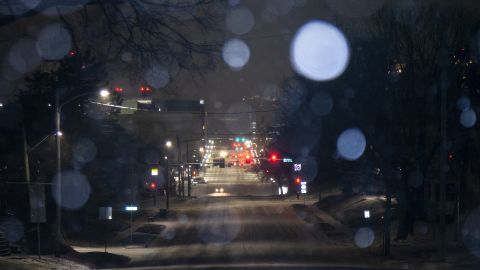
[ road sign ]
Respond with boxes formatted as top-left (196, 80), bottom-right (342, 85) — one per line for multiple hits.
top-left (29, 185), bottom-right (46, 223)
top-left (300, 181), bottom-right (307, 194)
top-left (125, 206), bottom-right (138, 211)
top-left (294, 163), bottom-right (302, 171)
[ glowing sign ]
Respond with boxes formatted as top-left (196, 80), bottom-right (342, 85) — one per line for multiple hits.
top-left (294, 164), bottom-right (302, 171)
top-left (300, 181), bottom-right (307, 194)
top-left (126, 206), bottom-right (138, 211)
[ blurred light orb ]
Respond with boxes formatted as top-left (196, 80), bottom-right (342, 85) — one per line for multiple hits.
top-left (457, 96), bottom-right (471, 111)
top-left (310, 91), bottom-right (333, 116)
top-left (337, 128), bottom-right (366, 161)
top-left (145, 64), bottom-right (169, 89)
top-left (2, 60), bottom-right (23, 81)
top-left (222, 38), bottom-right (250, 70)
top-left (8, 38), bottom-right (41, 74)
top-left (73, 138), bottom-right (97, 163)
top-left (460, 108), bottom-right (476, 128)
top-left (225, 7), bottom-right (255, 35)
top-left (0, 217), bottom-right (24, 242)
top-left (36, 23), bottom-right (72, 60)
top-left (354, 227), bottom-right (375, 248)
top-left (52, 170), bottom-right (91, 210)
top-left (290, 20), bottom-right (350, 81)
top-left (160, 227), bottom-right (176, 240)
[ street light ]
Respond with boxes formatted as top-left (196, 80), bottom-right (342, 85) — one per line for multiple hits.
top-left (54, 88), bottom-right (109, 256)
top-left (100, 89), bottom-right (110, 98)
top-left (165, 140), bottom-right (173, 148)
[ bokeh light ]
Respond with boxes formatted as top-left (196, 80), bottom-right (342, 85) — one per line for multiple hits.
top-left (460, 108), bottom-right (476, 128)
top-left (225, 6), bottom-right (255, 35)
top-left (145, 64), bottom-right (170, 89)
top-left (52, 170), bottom-right (91, 210)
top-left (336, 128), bottom-right (366, 161)
top-left (290, 20), bottom-right (350, 81)
top-left (354, 227), bottom-right (375, 248)
top-left (222, 38), bottom-right (250, 70)
top-left (8, 38), bottom-right (41, 74)
top-left (457, 96), bottom-right (471, 111)
top-left (36, 23), bottom-right (72, 60)
top-left (0, 217), bottom-right (24, 242)
top-left (72, 138), bottom-right (97, 163)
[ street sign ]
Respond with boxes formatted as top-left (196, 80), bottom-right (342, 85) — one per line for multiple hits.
top-left (99, 207), bottom-right (112, 220)
top-left (364, 210), bottom-right (370, 219)
top-left (300, 181), bottom-right (307, 194)
top-left (125, 206), bottom-right (138, 211)
top-left (294, 163), bottom-right (302, 171)
top-left (282, 158), bottom-right (293, 163)
top-left (29, 185), bottom-right (46, 223)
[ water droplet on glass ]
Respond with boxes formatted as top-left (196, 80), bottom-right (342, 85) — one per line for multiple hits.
top-left (336, 128), bottom-right (366, 161)
top-left (145, 64), bottom-right (170, 89)
top-left (225, 6), bottom-right (255, 35)
top-left (51, 170), bottom-right (91, 210)
top-left (36, 23), bottom-right (72, 60)
top-left (222, 38), bottom-right (250, 70)
top-left (354, 227), bottom-right (375, 248)
top-left (460, 108), bottom-right (476, 128)
top-left (0, 217), bottom-right (24, 242)
top-left (457, 96), bottom-right (471, 111)
top-left (290, 20), bottom-right (350, 81)
top-left (8, 38), bottom-right (41, 74)
top-left (73, 138), bottom-right (97, 163)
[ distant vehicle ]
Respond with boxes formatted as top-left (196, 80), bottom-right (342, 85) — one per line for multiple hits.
top-left (213, 158), bottom-right (225, 168)
top-left (192, 177), bottom-right (207, 184)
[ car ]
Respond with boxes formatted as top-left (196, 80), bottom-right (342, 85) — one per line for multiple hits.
top-left (192, 177), bottom-right (207, 184)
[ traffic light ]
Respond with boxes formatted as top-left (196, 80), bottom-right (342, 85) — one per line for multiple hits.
top-left (270, 154), bottom-right (278, 162)
top-left (149, 182), bottom-right (157, 190)
top-left (295, 178), bottom-right (301, 185)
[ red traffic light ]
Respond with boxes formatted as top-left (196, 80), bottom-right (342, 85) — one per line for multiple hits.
top-left (149, 182), bottom-right (156, 190)
top-left (295, 178), bottom-right (301, 184)
top-left (270, 154), bottom-right (278, 161)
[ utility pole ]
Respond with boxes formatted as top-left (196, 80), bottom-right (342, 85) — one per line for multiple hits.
top-left (55, 90), bottom-right (62, 257)
top-left (22, 125), bottom-right (31, 183)
top-left (187, 143), bottom-right (191, 198)
top-left (439, 76), bottom-right (447, 261)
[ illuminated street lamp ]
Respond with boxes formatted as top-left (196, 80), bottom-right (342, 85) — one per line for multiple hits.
top-left (165, 140), bottom-right (173, 148)
top-left (100, 89), bottom-right (110, 98)
top-left (54, 88), bottom-right (110, 256)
